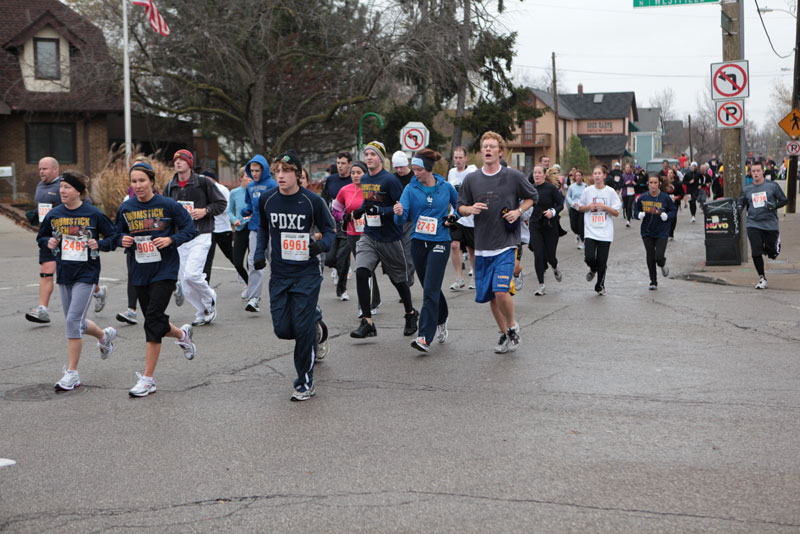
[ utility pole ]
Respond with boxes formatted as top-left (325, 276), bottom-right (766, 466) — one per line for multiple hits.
top-left (688, 114), bottom-right (693, 162)
top-left (721, 0), bottom-right (746, 257)
top-left (786, 8), bottom-right (800, 213)
top-left (449, 0), bottom-right (471, 164)
top-left (552, 52), bottom-right (560, 163)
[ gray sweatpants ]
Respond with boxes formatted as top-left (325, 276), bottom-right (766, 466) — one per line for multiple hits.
top-left (59, 282), bottom-right (95, 339)
top-left (247, 231), bottom-right (266, 300)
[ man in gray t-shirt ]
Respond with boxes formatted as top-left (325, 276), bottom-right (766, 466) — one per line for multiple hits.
top-left (457, 132), bottom-right (537, 354)
top-left (737, 160), bottom-right (787, 289)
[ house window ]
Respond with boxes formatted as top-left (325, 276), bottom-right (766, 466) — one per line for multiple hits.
top-left (34, 38), bottom-right (60, 79)
top-left (26, 123), bottom-right (76, 163)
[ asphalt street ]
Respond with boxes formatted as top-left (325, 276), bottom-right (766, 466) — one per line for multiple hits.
top-left (1, 210), bottom-right (799, 533)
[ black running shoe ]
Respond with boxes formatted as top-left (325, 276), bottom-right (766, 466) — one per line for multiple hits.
top-left (403, 308), bottom-right (419, 336)
top-left (350, 318), bottom-right (377, 338)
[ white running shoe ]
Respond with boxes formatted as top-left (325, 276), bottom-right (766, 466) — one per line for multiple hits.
top-left (691, 216), bottom-right (696, 223)
top-left (577, 242), bottom-right (585, 250)
top-left (331, 269), bottom-right (338, 283)
top-left (436, 320), bottom-right (449, 344)
top-left (468, 281), bottom-right (475, 290)
top-left (661, 264), bottom-right (669, 278)
top-left (129, 372), bottom-right (156, 397)
top-left (411, 337), bottom-right (430, 353)
top-left (54, 367), bottom-right (80, 391)
top-left (507, 323), bottom-right (520, 352)
top-left (97, 327), bottom-right (116, 359)
top-left (245, 297), bottom-right (260, 313)
top-left (553, 268), bottom-right (563, 282)
top-left (534, 284), bottom-right (546, 296)
top-left (514, 271), bottom-right (524, 290)
top-left (116, 308), bottom-right (138, 325)
top-left (291, 385), bottom-right (315, 401)
top-left (241, 286), bottom-right (248, 300)
top-left (25, 305), bottom-right (50, 324)
top-left (339, 291), bottom-right (350, 301)
top-left (174, 282), bottom-right (184, 307)
top-left (93, 285), bottom-right (108, 313)
top-left (494, 332), bottom-right (509, 354)
top-left (755, 277), bottom-right (768, 289)
top-left (193, 305), bottom-right (216, 326)
top-left (176, 324), bottom-right (196, 360)
top-left (468, 268), bottom-right (473, 277)
top-left (450, 278), bottom-right (466, 291)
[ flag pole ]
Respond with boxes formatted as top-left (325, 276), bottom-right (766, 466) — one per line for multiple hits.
top-left (122, 0), bottom-right (132, 166)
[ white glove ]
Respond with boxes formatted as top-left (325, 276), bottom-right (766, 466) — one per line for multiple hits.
top-left (637, 211), bottom-right (645, 220)
top-left (660, 212), bottom-right (668, 221)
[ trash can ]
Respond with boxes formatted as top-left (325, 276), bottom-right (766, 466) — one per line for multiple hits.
top-left (702, 197), bottom-right (741, 266)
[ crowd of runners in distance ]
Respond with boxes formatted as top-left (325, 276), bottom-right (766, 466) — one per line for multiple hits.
top-left (24, 139), bottom-right (787, 401)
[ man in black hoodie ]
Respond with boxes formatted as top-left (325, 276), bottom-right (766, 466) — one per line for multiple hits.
top-left (165, 149), bottom-right (227, 326)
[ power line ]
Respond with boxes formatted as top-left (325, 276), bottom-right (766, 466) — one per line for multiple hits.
top-left (753, 0), bottom-right (796, 59)
top-left (512, 63), bottom-right (791, 79)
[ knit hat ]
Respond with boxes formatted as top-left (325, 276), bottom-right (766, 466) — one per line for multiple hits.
top-left (274, 150), bottom-right (303, 172)
top-left (391, 151), bottom-right (409, 168)
top-left (364, 141), bottom-right (386, 159)
top-left (173, 149), bottom-right (194, 168)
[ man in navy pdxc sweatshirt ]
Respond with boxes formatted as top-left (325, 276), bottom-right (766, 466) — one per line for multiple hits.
top-left (240, 154), bottom-right (278, 312)
top-left (253, 151), bottom-right (335, 402)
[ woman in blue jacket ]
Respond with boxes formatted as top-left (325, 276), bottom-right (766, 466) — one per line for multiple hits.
top-left (393, 148), bottom-right (459, 353)
top-left (634, 175), bottom-right (678, 290)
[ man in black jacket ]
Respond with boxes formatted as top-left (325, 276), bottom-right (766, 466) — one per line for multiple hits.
top-left (166, 149), bottom-right (228, 326)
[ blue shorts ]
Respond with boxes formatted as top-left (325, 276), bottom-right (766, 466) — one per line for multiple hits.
top-left (474, 248), bottom-right (516, 303)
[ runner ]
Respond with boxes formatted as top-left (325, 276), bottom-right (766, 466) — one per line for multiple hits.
top-left (26, 157), bottom-right (108, 323)
top-left (621, 163), bottom-right (637, 227)
top-left (565, 169), bottom-right (586, 250)
top-left (662, 168), bottom-right (684, 240)
top-left (447, 146), bottom-right (478, 291)
top-left (392, 148), bottom-right (458, 353)
top-left (252, 151), bottom-right (335, 401)
top-left (737, 161), bottom-right (788, 289)
top-left (349, 141), bottom-right (417, 339)
top-left (164, 150), bottom-right (227, 326)
top-left (331, 162), bottom-right (381, 307)
top-left (228, 166), bottom-right (252, 299)
top-left (117, 162), bottom-right (199, 397)
top-left (240, 154), bottom-right (278, 313)
top-left (457, 131), bottom-right (537, 353)
top-left (634, 175), bottom-right (677, 290)
top-left (682, 162), bottom-right (703, 223)
top-left (528, 165), bottom-right (563, 296)
top-left (576, 165), bottom-right (621, 295)
top-left (321, 152), bottom-right (353, 300)
top-left (36, 171), bottom-right (118, 391)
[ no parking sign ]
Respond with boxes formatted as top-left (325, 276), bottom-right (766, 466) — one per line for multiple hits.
top-left (715, 100), bottom-right (744, 129)
top-left (787, 140), bottom-right (800, 156)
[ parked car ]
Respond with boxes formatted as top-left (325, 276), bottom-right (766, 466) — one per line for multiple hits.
top-left (645, 158), bottom-right (679, 175)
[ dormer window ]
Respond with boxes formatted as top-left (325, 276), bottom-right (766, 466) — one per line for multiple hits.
top-left (34, 37), bottom-right (59, 79)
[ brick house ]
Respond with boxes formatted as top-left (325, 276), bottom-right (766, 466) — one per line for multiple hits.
top-left (0, 0), bottom-right (120, 200)
top-left (507, 85), bottom-right (638, 173)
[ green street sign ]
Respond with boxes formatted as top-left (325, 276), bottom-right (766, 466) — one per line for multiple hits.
top-left (634, 0), bottom-right (718, 6)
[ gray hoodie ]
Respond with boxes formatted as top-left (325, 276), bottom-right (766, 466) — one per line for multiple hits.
top-left (738, 181), bottom-right (787, 231)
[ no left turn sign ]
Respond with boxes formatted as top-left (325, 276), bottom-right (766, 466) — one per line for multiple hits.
top-left (710, 60), bottom-right (749, 100)
top-left (400, 121), bottom-right (430, 152)
top-left (787, 140), bottom-right (800, 156)
top-left (715, 100), bottom-right (744, 129)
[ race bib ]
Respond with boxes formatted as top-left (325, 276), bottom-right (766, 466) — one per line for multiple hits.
top-left (38, 203), bottom-right (52, 223)
top-left (589, 212), bottom-right (607, 228)
top-left (178, 200), bottom-right (194, 213)
top-left (353, 216), bottom-right (365, 233)
top-left (61, 234), bottom-right (88, 261)
top-left (626, 187), bottom-right (634, 196)
top-left (751, 191), bottom-right (767, 209)
top-left (366, 214), bottom-right (381, 227)
top-left (134, 236), bottom-right (161, 264)
top-left (281, 232), bottom-right (309, 261)
top-left (415, 215), bottom-right (438, 236)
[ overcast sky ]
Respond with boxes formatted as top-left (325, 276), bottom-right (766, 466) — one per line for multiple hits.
top-left (500, 0), bottom-right (796, 128)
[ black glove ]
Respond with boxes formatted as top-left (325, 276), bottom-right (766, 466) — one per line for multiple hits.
top-left (365, 205), bottom-right (380, 216)
top-left (765, 201), bottom-right (777, 211)
top-left (342, 212), bottom-right (352, 224)
top-left (309, 241), bottom-right (324, 257)
top-left (253, 257), bottom-right (266, 270)
top-left (352, 208), bottom-right (365, 220)
top-left (443, 214), bottom-right (458, 225)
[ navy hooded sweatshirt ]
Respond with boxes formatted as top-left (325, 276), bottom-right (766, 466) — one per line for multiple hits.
top-left (242, 154), bottom-right (278, 232)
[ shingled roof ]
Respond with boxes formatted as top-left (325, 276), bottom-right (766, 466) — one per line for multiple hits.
top-left (577, 135), bottom-right (630, 157)
top-left (559, 92), bottom-right (638, 122)
top-left (0, 0), bottom-right (120, 113)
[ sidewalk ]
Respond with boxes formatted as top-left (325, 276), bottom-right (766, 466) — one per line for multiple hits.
top-left (686, 202), bottom-right (800, 291)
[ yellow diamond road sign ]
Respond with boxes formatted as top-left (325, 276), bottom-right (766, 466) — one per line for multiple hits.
top-left (779, 109), bottom-right (800, 140)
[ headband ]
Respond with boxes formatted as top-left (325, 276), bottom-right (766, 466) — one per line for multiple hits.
top-left (130, 162), bottom-right (155, 179)
top-left (350, 162), bottom-right (368, 174)
top-left (61, 173), bottom-right (86, 194)
top-left (411, 155), bottom-right (434, 172)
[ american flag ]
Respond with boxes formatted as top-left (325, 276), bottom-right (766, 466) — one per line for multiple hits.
top-left (132, 0), bottom-right (170, 37)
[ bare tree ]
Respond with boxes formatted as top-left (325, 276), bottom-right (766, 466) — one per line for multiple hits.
top-left (649, 87), bottom-right (676, 129)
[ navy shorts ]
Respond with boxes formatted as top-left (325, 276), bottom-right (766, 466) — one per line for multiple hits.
top-left (474, 248), bottom-right (516, 303)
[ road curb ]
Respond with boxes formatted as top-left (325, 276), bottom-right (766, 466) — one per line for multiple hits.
top-left (0, 203), bottom-right (37, 232)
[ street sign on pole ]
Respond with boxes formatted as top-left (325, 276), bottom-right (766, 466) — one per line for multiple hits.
top-left (786, 140), bottom-right (800, 156)
top-left (710, 60), bottom-right (749, 100)
top-left (633, 0), bottom-right (718, 6)
top-left (715, 99), bottom-right (745, 129)
top-left (400, 122), bottom-right (430, 152)
top-left (778, 108), bottom-right (800, 140)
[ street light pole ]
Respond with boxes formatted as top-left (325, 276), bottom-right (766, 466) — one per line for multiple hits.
top-left (787, 8), bottom-right (800, 212)
top-left (358, 113), bottom-right (384, 156)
